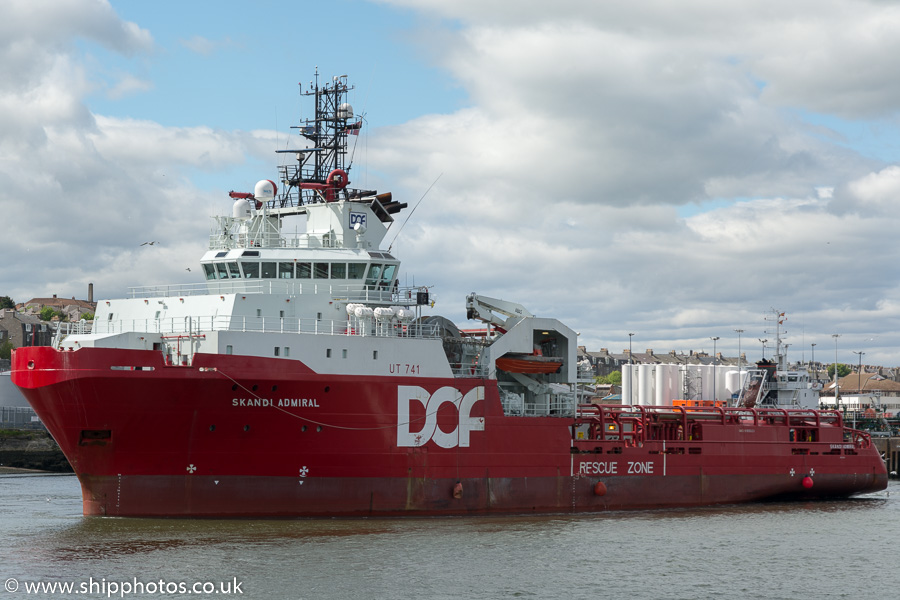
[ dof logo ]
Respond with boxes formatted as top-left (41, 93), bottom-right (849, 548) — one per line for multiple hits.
top-left (350, 212), bottom-right (367, 229)
top-left (397, 385), bottom-right (485, 448)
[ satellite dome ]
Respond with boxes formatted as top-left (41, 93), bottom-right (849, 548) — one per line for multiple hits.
top-left (254, 179), bottom-right (277, 202)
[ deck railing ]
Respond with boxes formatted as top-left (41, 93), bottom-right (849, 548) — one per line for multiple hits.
top-left (128, 280), bottom-right (403, 304)
top-left (65, 315), bottom-right (442, 341)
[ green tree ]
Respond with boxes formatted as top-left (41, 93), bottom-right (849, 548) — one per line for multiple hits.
top-left (80, 312), bottom-right (94, 321)
top-left (826, 363), bottom-right (852, 379)
top-left (39, 306), bottom-right (55, 321)
top-left (0, 296), bottom-right (14, 309)
top-left (0, 340), bottom-right (12, 360)
top-left (594, 370), bottom-right (623, 385)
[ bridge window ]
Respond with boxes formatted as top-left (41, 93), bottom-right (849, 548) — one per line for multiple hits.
top-left (296, 262), bottom-right (311, 278)
top-left (381, 264), bottom-right (397, 285)
top-left (365, 263), bottom-right (383, 289)
top-left (261, 262), bottom-right (276, 278)
top-left (278, 262), bottom-right (294, 279)
top-left (203, 264), bottom-right (216, 281)
top-left (215, 263), bottom-right (229, 279)
top-left (241, 262), bottom-right (259, 278)
top-left (331, 263), bottom-right (346, 279)
top-left (314, 263), bottom-right (329, 278)
top-left (227, 262), bottom-right (241, 278)
top-left (348, 263), bottom-right (366, 279)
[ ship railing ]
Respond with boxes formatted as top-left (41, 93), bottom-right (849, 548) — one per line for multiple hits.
top-left (52, 319), bottom-right (93, 347)
top-left (573, 404), bottom-right (853, 445)
top-left (92, 315), bottom-right (443, 340)
top-left (128, 280), bottom-right (411, 305)
top-left (448, 362), bottom-right (490, 378)
top-left (208, 231), bottom-right (351, 251)
top-left (501, 392), bottom-right (577, 417)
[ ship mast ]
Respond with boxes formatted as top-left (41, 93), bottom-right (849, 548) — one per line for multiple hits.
top-left (764, 308), bottom-right (788, 371)
top-left (276, 68), bottom-right (358, 208)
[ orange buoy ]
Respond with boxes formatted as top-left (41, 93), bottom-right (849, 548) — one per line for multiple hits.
top-left (593, 481), bottom-right (607, 496)
top-left (452, 482), bottom-right (463, 499)
top-left (801, 476), bottom-right (814, 489)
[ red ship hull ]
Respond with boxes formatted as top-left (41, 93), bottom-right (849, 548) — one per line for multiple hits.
top-left (12, 346), bottom-right (888, 517)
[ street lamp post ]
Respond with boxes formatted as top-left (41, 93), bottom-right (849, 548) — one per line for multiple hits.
top-left (852, 350), bottom-right (864, 426)
top-left (759, 338), bottom-right (768, 360)
top-left (734, 329), bottom-right (744, 388)
top-left (710, 336), bottom-right (720, 403)
top-left (811, 343), bottom-right (816, 382)
top-left (832, 334), bottom-right (841, 411)
top-left (628, 332), bottom-right (634, 405)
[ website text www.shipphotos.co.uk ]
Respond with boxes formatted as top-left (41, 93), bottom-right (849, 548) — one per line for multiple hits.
top-left (5, 576), bottom-right (244, 597)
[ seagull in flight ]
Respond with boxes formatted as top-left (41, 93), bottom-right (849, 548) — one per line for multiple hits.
top-left (140, 241), bottom-right (159, 246)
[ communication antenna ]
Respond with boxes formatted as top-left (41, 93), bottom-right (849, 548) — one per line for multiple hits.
top-left (387, 172), bottom-right (443, 253)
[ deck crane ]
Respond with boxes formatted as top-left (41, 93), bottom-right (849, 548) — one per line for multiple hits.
top-left (465, 293), bottom-right (534, 333)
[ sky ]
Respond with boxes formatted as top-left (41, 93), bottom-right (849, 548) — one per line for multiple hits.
top-left (2, 0), bottom-right (900, 367)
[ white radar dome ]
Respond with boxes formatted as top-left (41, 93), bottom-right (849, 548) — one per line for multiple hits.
top-left (338, 103), bottom-right (354, 119)
top-left (232, 198), bottom-right (253, 219)
top-left (254, 179), bottom-right (277, 202)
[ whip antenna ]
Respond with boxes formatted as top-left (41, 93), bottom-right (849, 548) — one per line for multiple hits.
top-left (388, 172), bottom-right (443, 253)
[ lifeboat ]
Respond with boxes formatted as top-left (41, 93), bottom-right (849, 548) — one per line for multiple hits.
top-left (495, 352), bottom-right (563, 374)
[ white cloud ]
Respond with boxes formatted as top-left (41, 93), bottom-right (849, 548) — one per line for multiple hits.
top-left (105, 74), bottom-right (154, 99)
top-left (369, 0), bottom-right (900, 365)
top-left (179, 35), bottom-right (240, 56)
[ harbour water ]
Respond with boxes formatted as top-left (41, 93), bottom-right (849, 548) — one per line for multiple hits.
top-left (0, 474), bottom-right (896, 599)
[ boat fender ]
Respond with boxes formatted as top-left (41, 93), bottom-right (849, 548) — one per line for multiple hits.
top-left (326, 168), bottom-right (349, 189)
top-left (593, 481), bottom-right (607, 496)
top-left (452, 482), bottom-right (463, 499)
top-left (801, 476), bottom-right (814, 489)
